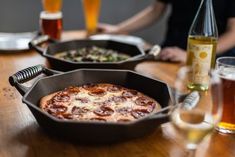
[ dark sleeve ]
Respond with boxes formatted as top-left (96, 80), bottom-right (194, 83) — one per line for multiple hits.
top-left (157, 0), bottom-right (171, 4)
top-left (227, 0), bottom-right (235, 17)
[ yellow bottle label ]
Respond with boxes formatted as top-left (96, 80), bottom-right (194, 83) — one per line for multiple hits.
top-left (188, 43), bottom-right (213, 85)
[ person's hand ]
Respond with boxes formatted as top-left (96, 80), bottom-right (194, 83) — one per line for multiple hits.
top-left (97, 23), bottom-right (121, 34)
top-left (159, 46), bottom-right (187, 63)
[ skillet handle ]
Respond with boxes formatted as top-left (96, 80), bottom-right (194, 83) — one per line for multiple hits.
top-left (29, 35), bottom-right (56, 55)
top-left (143, 45), bottom-right (162, 61)
top-left (123, 45), bottom-right (162, 68)
top-left (9, 65), bottom-right (61, 96)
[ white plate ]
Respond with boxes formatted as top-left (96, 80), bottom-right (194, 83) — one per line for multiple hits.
top-left (90, 34), bottom-right (145, 48)
top-left (0, 32), bottom-right (37, 52)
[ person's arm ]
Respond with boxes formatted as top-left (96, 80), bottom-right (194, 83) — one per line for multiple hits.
top-left (217, 18), bottom-right (235, 54)
top-left (98, 1), bottom-right (167, 34)
top-left (117, 1), bottom-right (167, 33)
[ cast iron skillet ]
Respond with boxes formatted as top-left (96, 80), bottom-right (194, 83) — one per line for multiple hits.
top-left (9, 65), bottom-right (172, 144)
top-left (29, 35), bottom-right (160, 71)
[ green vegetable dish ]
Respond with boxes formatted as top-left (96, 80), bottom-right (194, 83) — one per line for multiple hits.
top-left (54, 46), bottom-right (131, 62)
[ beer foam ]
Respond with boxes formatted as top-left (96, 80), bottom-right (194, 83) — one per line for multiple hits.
top-left (218, 67), bottom-right (235, 81)
top-left (40, 11), bottom-right (62, 20)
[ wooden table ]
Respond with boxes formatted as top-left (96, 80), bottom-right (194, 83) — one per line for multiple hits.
top-left (0, 31), bottom-right (234, 157)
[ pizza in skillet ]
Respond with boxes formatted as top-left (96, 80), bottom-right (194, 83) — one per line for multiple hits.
top-left (40, 83), bottom-right (161, 122)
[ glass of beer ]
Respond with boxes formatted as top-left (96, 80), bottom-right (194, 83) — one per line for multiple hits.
top-left (40, 11), bottom-right (63, 40)
top-left (42, 0), bottom-right (63, 12)
top-left (216, 57), bottom-right (235, 134)
top-left (82, 0), bottom-right (101, 36)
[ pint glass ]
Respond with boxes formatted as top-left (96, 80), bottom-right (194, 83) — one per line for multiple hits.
top-left (82, 0), bottom-right (101, 35)
top-left (216, 57), bottom-right (235, 134)
top-left (42, 0), bottom-right (62, 12)
top-left (40, 11), bottom-right (63, 40)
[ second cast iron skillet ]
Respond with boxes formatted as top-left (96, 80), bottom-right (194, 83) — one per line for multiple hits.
top-left (29, 35), bottom-right (161, 71)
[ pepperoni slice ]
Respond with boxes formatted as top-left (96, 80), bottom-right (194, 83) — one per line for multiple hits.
top-left (53, 92), bottom-right (70, 102)
top-left (88, 88), bottom-right (106, 96)
top-left (109, 96), bottom-right (127, 103)
top-left (107, 85), bottom-right (122, 92)
top-left (135, 96), bottom-right (154, 106)
top-left (117, 107), bottom-right (132, 115)
top-left (47, 105), bottom-right (68, 114)
top-left (90, 117), bottom-right (107, 122)
top-left (146, 103), bottom-right (156, 113)
top-left (131, 109), bottom-right (150, 119)
top-left (75, 97), bottom-right (89, 103)
top-left (72, 106), bottom-right (89, 115)
top-left (122, 90), bottom-right (138, 98)
top-left (66, 86), bottom-right (80, 94)
top-left (94, 105), bottom-right (114, 116)
top-left (82, 83), bottom-right (96, 90)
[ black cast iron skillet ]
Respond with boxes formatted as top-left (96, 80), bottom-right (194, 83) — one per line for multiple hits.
top-left (9, 65), bottom-right (172, 144)
top-left (29, 35), bottom-right (160, 72)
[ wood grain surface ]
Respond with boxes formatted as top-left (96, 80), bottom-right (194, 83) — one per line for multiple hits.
top-left (0, 31), bottom-right (234, 157)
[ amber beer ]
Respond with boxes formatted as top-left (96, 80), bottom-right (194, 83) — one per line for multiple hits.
top-left (216, 57), bottom-right (235, 134)
top-left (42, 0), bottom-right (62, 12)
top-left (82, 0), bottom-right (101, 35)
top-left (40, 11), bottom-right (63, 40)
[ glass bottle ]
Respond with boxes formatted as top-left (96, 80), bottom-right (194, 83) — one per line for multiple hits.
top-left (186, 0), bottom-right (218, 91)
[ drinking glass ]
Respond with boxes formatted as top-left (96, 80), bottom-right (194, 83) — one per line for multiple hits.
top-left (170, 66), bottom-right (222, 156)
top-left (82, 0), bottom-right (101, 36)
top-left (40, 11), bottom-right (63, 40)
top-left (216, 57), bottom-right (235, 134)
top-left (42, 0), bottom-right (63, 12)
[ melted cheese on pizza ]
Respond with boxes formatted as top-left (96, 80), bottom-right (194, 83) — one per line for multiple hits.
top-left (40, 83), bottom-right (161, 122)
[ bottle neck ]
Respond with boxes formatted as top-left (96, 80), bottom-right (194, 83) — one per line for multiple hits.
top-left (189, 0), bottom-right (218, 38)
top-left (205, 0), bottom-right (217, 37)
top-left (204, 0), bottom-right (212, 4)
top-left (201, 0), bottom-right (212, 6)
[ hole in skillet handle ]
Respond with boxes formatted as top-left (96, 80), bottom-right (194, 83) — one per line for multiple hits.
top-left (143, 45), bottom-right (161, 61)
top-left (28, 34), bottom-right (58, 55)
top-left (125, 45), bottom-right (161, 65)
top-left (9, 64), bottom-right (61, 96)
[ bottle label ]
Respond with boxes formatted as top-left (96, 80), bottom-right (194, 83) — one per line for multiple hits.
top-left (188, 43), bottom-right (213, 84)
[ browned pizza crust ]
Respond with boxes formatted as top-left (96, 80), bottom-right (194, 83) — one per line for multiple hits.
top-left (40, 92), bottom-right (58, 109)
top-left (39, 83), bottom-right (161, 122)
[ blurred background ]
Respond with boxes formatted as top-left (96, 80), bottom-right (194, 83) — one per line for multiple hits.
top-left (0, 0), bottom-right (170, 44)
